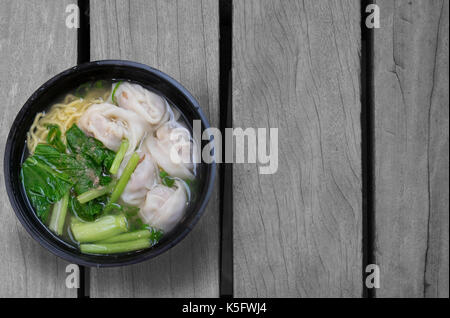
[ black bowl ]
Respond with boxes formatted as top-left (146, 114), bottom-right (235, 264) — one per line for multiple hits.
top-left (4, 60), bottom-right (216, 267)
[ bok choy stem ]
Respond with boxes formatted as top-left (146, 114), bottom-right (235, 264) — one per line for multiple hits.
top-left (80, 238), bottom-right (151, 254)
top-left (104, 152), bottom-right (140, 213)
top-left (70, 214), bottom-right (128, 243)
top-left (49, 192), bottom-right (70, 235)
top-left (97, 230), bottom-right (151, 243)
top-left (77, 181), bottom-right (116, 204)
top-left (109, 139), bottom-right (129, 175)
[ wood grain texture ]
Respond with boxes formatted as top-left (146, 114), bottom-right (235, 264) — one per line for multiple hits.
top-left (373, 0), bottom-right (449, 298)
top-left (89, 0), bottom-right (219, 297)
top-left (0, 0), bottom-right (77, 297)
top-left (233, 0), bottom-right (362, 297)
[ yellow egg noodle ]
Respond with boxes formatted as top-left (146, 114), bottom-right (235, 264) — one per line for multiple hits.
top-left (27, 90), bottom-right (110, 153)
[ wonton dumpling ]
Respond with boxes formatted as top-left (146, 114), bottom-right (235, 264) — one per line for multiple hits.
top-left (114, 82), bottom-right (169, 128)
top-left (78, 103), bottom-right (146, 156)
top-left (118, 152), bottom-right (158, 206)
top-left (139, 181), bottom-right (187, 232)
top-left (144, 122), bottom-right (197, 180)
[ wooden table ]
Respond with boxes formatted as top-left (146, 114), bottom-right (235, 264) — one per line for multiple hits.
top-left (0, 0), bottom-right (447, 298)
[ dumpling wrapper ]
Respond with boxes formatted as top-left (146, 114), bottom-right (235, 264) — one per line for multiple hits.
top-left (118, 152), bottom-right (159, 206)
top-left (139, 181), bottom-right (187, 233)
top-left (78, 103), bottom-right (146, 157)
top-left (144, 122), bottom-right (197, 180)
top-left (114, 82), bottom-right (170, 129)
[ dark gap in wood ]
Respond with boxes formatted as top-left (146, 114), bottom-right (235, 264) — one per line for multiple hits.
top-left (77, 0), bottom-right (90, 65)
top-left (77, 264), bottom-right (90, 298)
top-left (360, 0), bottom-right (375, 298)
top-left (77, 0), bottom-right (90, 299)
top-left (219, 0), bottom-right (233, 298)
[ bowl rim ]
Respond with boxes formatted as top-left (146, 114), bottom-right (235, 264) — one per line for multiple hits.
top-left (3, 60), bottom-right (216, 267)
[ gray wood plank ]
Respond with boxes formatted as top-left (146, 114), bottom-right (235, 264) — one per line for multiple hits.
top-left (89, 0), bottom-right (219, 297)
top-left (374, 0), bottom-right (449, 298)
top-left (233, 0), bottom-right (362, 297)
top-left (0, 0), bottom-right (77, 297)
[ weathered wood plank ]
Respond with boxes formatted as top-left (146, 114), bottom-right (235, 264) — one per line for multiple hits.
top-left (374, 0), bottom-right (449, 298)
top-left (233, 0), bottom-right (362, 297)
top-left (89, 0), bottom-right (219, 297)
top-left (0, 0), bottom-right (77, 297)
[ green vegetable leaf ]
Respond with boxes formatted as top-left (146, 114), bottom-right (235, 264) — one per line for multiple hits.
top-left (66, 124), bottom-right (115, 169)
top-left (21, 125), bottom-right (115, 222)
top-left (33, 144), bottom-right (110, 195)
top-left (69, 194), bottom-right (104, 222)
top-left (21, 157), bottom-right (73, 222)
top-left (150, 228), bottom-right (163, 244)
top-left (22, 124), bottom-right (116, 223)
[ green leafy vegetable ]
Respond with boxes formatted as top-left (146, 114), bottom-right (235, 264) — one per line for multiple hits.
top-left (21, 157), bottom-right (73, 222)
top-left (69, 194), bottom-right (104, 222)
top-left (150, 227), bottom-right (163, 243)
top-left (22, 124), bottom-right (118, 224)
top-left (66, 124), bottom-right (115, 169)
top-left (33, 144), bottom-right (110, 195)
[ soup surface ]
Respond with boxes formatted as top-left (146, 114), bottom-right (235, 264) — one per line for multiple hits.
top-left (21, 80), bottom-right (197, 255)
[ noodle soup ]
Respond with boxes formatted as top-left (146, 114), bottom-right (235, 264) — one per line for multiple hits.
top-left (21, 80), bottom-right (198, 255)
